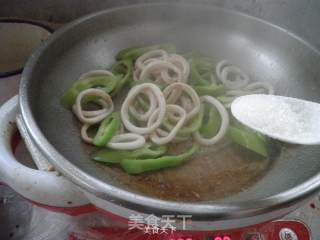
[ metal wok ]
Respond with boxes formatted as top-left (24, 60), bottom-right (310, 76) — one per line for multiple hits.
top-left (1, 3), bottom-right (320, 230)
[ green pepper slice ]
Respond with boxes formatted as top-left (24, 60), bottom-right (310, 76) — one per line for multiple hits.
top-left (227, 126), bottom-right (268, 157)
top-left (190, 59), bottom-right (211, 86)
top-left (92, 143), bottom-right (167, 163)
top-left (199, 105), bottom-right (221, 138)
top-left (163, 105), bottom-right (204, 135)
top-left (120, 143), bottom-right (199, 174)
top-left (92, 113), bottom-right (121, 147)
top-left (111, 59), bottom-right (133, 96)
top-left (136, 95), bottom-right (150, 111)
top-left (60, 75), bottom-right (120, 108)
top-left (189, 56), bottom-right (217, 86)
top-left (194, 84), bottom-right (225, 97)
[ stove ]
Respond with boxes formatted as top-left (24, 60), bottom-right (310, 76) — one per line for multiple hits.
top-left (68, 220), bottom-right (310, 240)
top-left (0, 130), bottom-right (319, 240)
top-left (0, 185), bottom-right (316, 240)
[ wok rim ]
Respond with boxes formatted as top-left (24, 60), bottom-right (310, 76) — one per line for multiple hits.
top-left (19, 2), bottom-right (320, 220)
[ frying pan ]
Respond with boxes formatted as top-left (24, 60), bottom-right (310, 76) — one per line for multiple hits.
top-left (1, 3), bottom-right (320, 229)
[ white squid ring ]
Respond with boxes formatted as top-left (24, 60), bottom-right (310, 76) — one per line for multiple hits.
top-left (163, 82), bottom-right (201, 121)
top-left (107, 133), bottom-right (145, 150)
top-left (129, 90), bottom-right (157, 122)
top-left (161, 54), bottom-right (190, 83)
top-left (133, 68), bottom-right (141, 82)
top-left (156, 128), bottom-right (189, 143)
top-left (216, 60), bottom-right (230, 80)
top-left (135, 50), bottom-right (169, 70)
top-left (194, 96), bottom-right (229, 146)
top-left (244, 82), bottom-right (274, 95)
top-left (148, 104), bottom-right (186, 145)
top-left (73, 99), bottom-right (110, 118)
top-left (73, 88), bottom-right (114, 124)
top-left (80, 124), bottom-right (94, 144)
top-left (121, 83), bottom-right (166, 134)
top-left (139, 60), bottom-right (183, 84)
top-left (180, 95), bottom-right (193, 113)
top-left (220, 66), bottom-right (249, 90)
top-left (79, 70), bottom-right (114, 80)
top-left (220, 81), bottom-right (274, 108)
top-left (216, 60), bottom-right (250, 90)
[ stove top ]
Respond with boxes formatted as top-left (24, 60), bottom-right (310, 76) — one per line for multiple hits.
top-left (68, 220), bottom-right (311, 240)
top-left (0, 185), bottom-right (317, 240)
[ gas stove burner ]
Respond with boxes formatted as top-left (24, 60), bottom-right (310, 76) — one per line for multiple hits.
top-left (69, 220), bottom-right (310, 240)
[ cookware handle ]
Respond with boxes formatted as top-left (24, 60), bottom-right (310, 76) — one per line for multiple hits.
top-left (16, 114), bottom-right (55, 172)
top-left (0, 96), bottom-right (89, 207)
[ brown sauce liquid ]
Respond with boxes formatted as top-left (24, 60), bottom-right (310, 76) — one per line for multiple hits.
top-left (96, 139), bottom-right (272, 202)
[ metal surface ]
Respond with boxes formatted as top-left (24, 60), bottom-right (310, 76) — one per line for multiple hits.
top-left (19, 3), bottom-right (320, 221)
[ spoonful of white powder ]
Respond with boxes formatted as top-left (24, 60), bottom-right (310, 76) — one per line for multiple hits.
top-left (231, 94), bottom-right (320, 145)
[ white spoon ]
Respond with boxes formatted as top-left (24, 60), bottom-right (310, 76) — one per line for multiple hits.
top-left (231, 94), bottom-right (320, 145)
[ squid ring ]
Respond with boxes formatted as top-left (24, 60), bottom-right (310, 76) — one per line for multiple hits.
top-left (149, 104), bottom-right (186, 145)
top-left (135, 49), bottom-right (169, 70)
top-left (194, 96), bottom-right (229, 146)
top-left (129, 90), bottom-right (158, 121)
top-left (163, 82), bottom-right (200, 121)
top-left (107, 133), bottom-right (145, 150)
top-left (139, 60), bottom-right (183, 84)
top-left (73, 88), bottom-right (114, 124)
top-left (121, 83), bottom-right (166, 134)
top-left (79, 69), bottom-right (114, 80)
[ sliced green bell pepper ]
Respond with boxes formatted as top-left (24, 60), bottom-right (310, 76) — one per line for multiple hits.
top-left (111, 59), bottom-right (133, 96)
top-left (217, 95), bottom-right (235, 104)
top-left (199, 105), bottom-right (221, 138)
top-left (189, 56), bottom-right (216, 86)
top-left (60, 75), bottom-right (120, 108)
top-left (92, 143), bottom-right (167, 163)
top-left (200, 72), bottom-right (218, 84)
top-left (120, 143), bottom-right (199, 174)
top-left (137, 95), bottom-right (150, 111)
top-left (194, 56), bottom-right (215, 72)
top-left (194, 84), bottom-right (225, 97)
top-left (162, 105), bottom-right (204, 135)
top-left (227, 126), bottom-right (269, 157)
top-left (190, 59), bottom-right (211, 86)
top-left (92, 113), bottom-right (121, 147)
